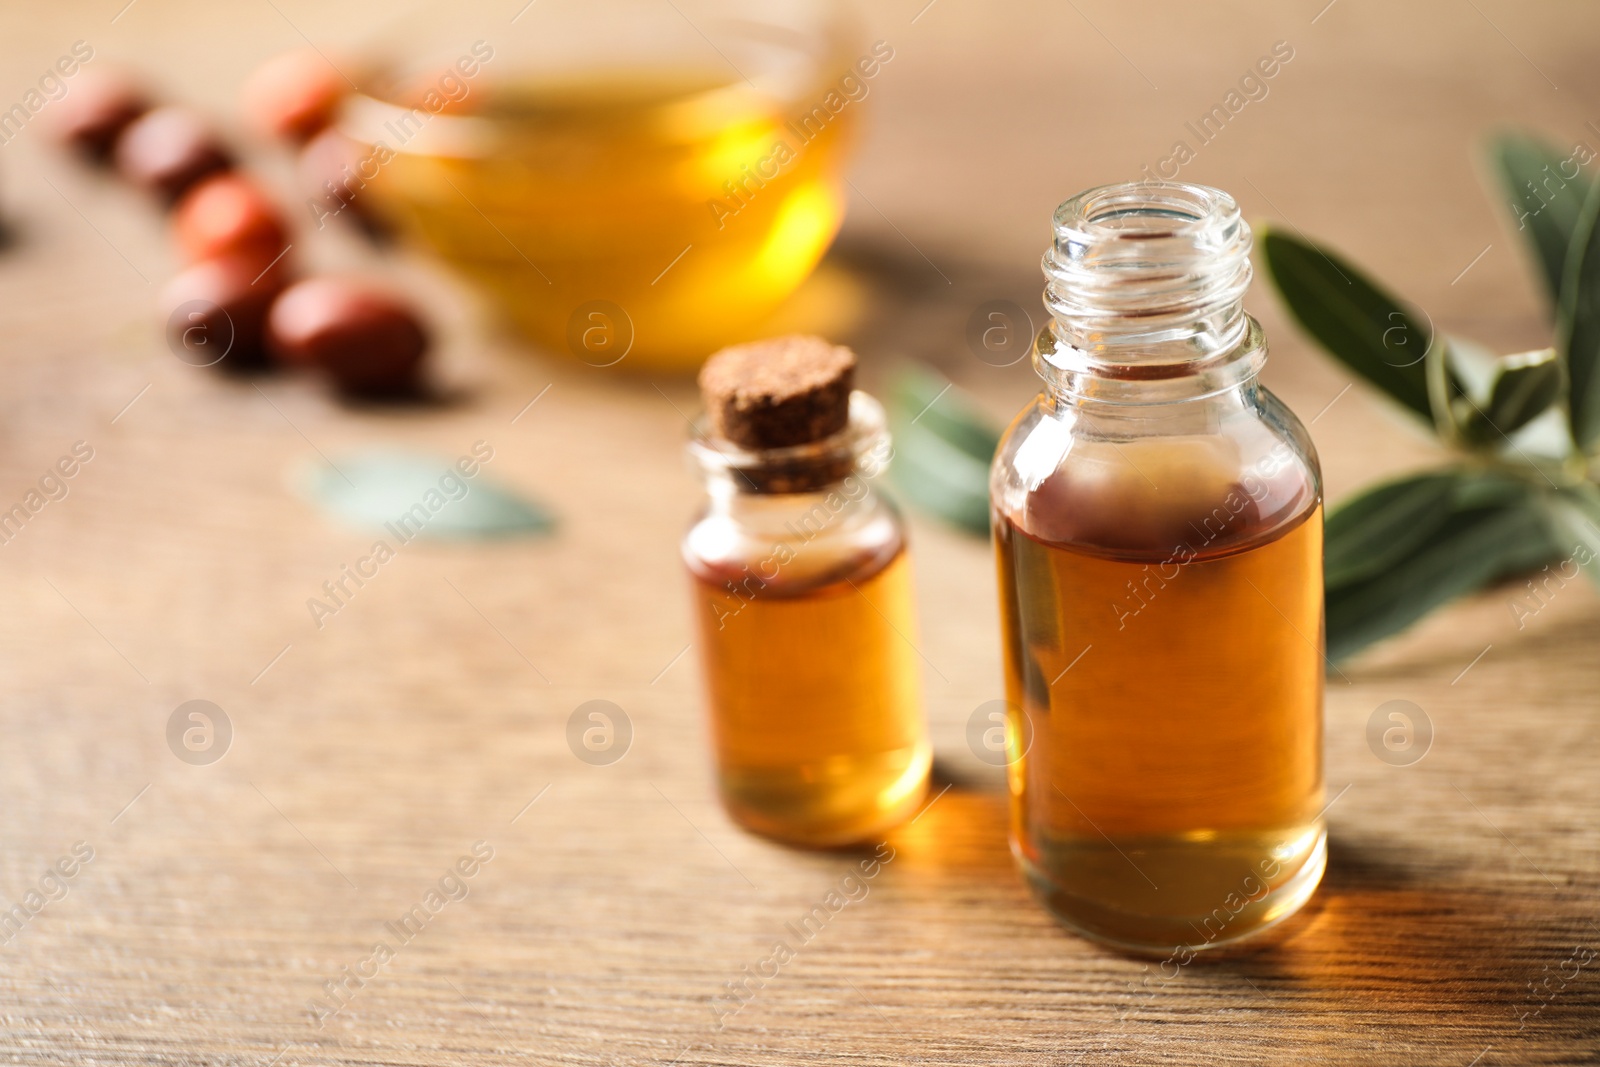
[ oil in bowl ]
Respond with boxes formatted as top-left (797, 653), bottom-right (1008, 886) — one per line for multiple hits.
top-left (340, 0), bottom-right (869, 371)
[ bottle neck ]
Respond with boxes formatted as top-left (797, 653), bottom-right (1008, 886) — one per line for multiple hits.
top-left (1035, 314), bottom-right (1266, 408)
top-left (684, 393), bottom-right (903, 592)
top-left (689, 391), bottom-right (893, 508)
top-left (1036, 181), bottom-right (1262, 407)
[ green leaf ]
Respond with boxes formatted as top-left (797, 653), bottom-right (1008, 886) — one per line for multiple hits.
top-left (1483, 348), bottom-right (1564, 433)
top-left (1324, 472), bottom-right (1462, 589)
top-left (890, 368), bottom-right (999, 461)
top-left (1259, 227), bottom-right (1438, 424)
top-left (1488, 132), bottom-right (1595, 313)
top-left (1447, 468), bottom-right (1539, 510)
top-left (1327, 499), bottom-right (1559, 662)
top-left (890, 421), bottom-right (994, 534)
top-left (887, 369), bottom-right (1001, 536)
top-left (1453, 347), bottom-right (1564, 444)
top-left (1556, 175), bottom-right (1600, 452)
top-left (300, 449), bottom-right (555, 539)
top-left (1538, 483), bottom-right (1600, 584)
top-left (1324, 467), bottom-right (1531, 589)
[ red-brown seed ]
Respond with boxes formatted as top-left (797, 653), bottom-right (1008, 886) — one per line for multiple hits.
top-left (50, 69), bottom-right (149, 163)
top-left (267, 278), bottom-right (428, 396)
top-left (172, 174), bottom-right (290, 268)
top-left (298, 127), bottom-right (388, 239)
top-left (160, 255), bottom-right (291, 373)
top-left (241, 49), bottom-right (348, 144)
top-left (115, 106), bottom-right (233, 205)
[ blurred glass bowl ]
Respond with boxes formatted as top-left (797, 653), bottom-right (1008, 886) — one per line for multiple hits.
top-left (337, 0), bottom-right (864, 372)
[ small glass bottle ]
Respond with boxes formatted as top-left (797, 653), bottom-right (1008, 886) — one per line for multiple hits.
top-left (684, 337), bottom-right (931, 846)
top-left (991, 183), bottom-right (1325, 952)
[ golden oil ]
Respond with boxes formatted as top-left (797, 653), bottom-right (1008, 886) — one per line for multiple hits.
top-left (349, 66), bottom-right (858, 369)
top-left (992, 181), bottom-right (1327, 952)
top-left (684, 380), bottom-right (930, 848)
top-left (691, 548), bottom-right (930, 845)
top-left (996, 502), bottom-right (1325, 951)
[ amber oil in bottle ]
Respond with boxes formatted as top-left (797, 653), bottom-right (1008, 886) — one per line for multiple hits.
top-left (685, 337), bottom-right (930, 846)
top-left (991, 183), bottom-right (1326, 953)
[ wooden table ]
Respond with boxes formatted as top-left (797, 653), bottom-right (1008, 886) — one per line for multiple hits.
top-left (1, 1), bottom-right (1596, 1063)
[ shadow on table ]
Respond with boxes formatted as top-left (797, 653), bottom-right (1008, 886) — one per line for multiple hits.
top-left (875, 764), bottom-right (1015, 879)
top-left (1195, 833), bottom-right (1599, 1047)
top-left (891, 770), bottom-right (1597, 1047)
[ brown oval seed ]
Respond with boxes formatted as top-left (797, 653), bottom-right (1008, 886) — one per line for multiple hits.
top-left (267, 278), bottom-right (428, 397)
top-left (51, 69), bottom-right (149, 163)
top-left (115, 105), bottom-right (233, 205)
top-left (160, 255), bottom-right (290, 373)
top-left (241, 49), bottom-right (348, 144)
top-left (173, 174), bottom-right (291, 269)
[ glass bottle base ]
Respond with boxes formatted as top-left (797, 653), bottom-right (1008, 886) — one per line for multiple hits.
top-left (1016, 821), bottom-right (1326, 956)
top-left (719, 744), bottom-right (931, 848)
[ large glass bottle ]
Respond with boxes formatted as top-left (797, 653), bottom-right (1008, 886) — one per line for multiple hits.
top-left (685, 391), bottom-right (931, 846)
top-left (991, 182), bottom-right (1326, 952)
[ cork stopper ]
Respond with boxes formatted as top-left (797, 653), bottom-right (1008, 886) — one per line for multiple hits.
top-left (699, 335), bottom-right (856, 450)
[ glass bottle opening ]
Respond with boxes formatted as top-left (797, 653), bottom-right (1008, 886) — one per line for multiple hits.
top-left (1039, 181), bottom-right (1256, 383)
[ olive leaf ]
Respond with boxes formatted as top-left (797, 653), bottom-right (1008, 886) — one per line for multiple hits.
top-left (1452, 347), bottom-right (1564, 445)
top-left (1261, 130), bottom-right (1600, 662)
top-left (1557, 175), bottom-right (1600, 452)
top-left (1324, 466), bottom-right (1534, 591)
top-left (892, 368), bottom-right (1000, 459)
top-left (1326, 495), bottom-right (1558, 662)
top-left (1259, 228), bottom-right (1441, 424)
top-left (887, 369), bottom-right (1000, 536)
top-left (300, 450), bottom-right (555, 539)
top-left (1324, 471), bottom-right (1463, 590)
top-left (1538, 483), bottom-right (1600, 582)
top-left (1489, 132), bottom-right (1595, 314)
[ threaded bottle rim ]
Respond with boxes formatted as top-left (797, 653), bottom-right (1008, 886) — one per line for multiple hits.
top-left (1040, 181), bottom-right (1255, 376)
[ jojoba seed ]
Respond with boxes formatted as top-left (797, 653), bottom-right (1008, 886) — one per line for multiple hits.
top-left (160, 255), bottom-right (291, 373)
top-left (115, 106), bottom-right (233, 205)
top-left (267, 278), bottom-right (428, 396)
top-left (51, 69), bottom-right (148, 163)
top-left (298, 127), bottom-right (388, 238)
top-left (173, 174), bottom-right (290, 268)
top-left (240, 49), bottom-right (348, 144)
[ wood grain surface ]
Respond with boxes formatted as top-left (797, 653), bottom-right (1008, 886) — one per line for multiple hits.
top-left (0, 2), bottom-right (1597, 1064)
